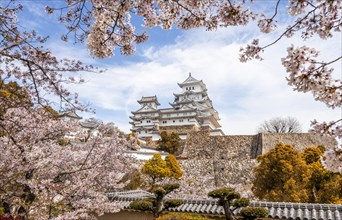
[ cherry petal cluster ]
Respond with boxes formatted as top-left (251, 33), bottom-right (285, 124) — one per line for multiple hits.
top-left (281, 45), bottom-right (341, 164)
top-left (257, 15), bottom-right (277, 33)
top-left (288, 0), bottom-right (341, 40)
top-left (310, 119), bottom-right (342, 173)
top-left (239, 39), bottom-right (263, 62)
top-left (217, 3), bottom-right (254, 27)
top-left (310, 119), bottom-right (342, 139)
top-left (321, 146), bottom-right (342, 174)
top-left (49, 0), bottom-right (255, 57)
top-left (281, 45), bottom-right (341, 109)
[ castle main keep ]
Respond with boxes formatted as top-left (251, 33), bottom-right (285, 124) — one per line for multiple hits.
top-left (130, 73), bottom-right (224, 140)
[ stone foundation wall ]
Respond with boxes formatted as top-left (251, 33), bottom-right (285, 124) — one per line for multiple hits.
top-left (180, 131), bottom-right (258, 196)
top-left (179, 130), bottom-right (337, 195)
top-left (183, 131), bottom-right (336, 160)
top-left (259, 133), bottom-right (337, 155)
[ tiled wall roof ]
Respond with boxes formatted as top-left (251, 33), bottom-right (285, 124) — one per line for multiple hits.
top-left (107, 190), bottom-right (154, 199)
top-left (250, 201), bottom-right (341, 220)
top-left (107, 192), bottom-right (342, 220)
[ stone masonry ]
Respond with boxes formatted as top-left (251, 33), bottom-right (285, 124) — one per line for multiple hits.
top-left (179, 129), bottom-right (337, 194)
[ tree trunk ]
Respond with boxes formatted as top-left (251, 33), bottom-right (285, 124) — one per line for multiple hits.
top-left (312, 186), bottom-right (318, 203)
top-left (153, 198), bottom-right (163, 218)
top-left (223, 202), bottom-right (234, 220)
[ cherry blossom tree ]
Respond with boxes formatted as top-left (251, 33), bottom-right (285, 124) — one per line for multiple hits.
top-left (0, 107), bottom-right (135, 219)
top-left (1, 1), bottom-right (136, 219)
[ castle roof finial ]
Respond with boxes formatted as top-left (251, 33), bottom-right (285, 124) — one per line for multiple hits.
top-left (189, 72), bottom-right (191, 77)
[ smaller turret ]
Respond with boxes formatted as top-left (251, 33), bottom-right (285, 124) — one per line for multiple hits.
top-left (137, 95), bottom-right (160, 109)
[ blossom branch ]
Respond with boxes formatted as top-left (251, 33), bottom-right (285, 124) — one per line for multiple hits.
top-left (270, 0), bottom-right (281, 20)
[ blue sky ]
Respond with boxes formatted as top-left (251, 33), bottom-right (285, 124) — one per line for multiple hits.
top-left (15, 1), bottom-right (341, 135)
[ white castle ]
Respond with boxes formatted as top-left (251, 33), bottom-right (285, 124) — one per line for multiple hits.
top-left (130, 73), bottom-right (224, 140)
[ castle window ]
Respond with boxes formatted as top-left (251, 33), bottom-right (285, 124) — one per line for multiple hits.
top-left (179, 119), bottom-right (183, 122)
top-left (162, 121), bottom-right (167, 124)
top-left (173, 120), bottom-right (175, 123)
top-left (192, 86), bottom-right (194, 90)
top-left (146, 120), bottom-right (151, 123)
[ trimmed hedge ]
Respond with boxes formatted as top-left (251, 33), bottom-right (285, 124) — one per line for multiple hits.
top-left (129, 200), bottom-right (153, 211)
top-left (164, 199), bottom-right (183, 209)
top-left (208, 187), bottom-right (240, 200)
top-left (240, 207), bottom-right (268, 220)
top-left (233, 198), bottom-right (250, 208)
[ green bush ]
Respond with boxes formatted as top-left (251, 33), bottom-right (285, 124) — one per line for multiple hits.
top-left (152, 187), bottom-right (167, 199)
top-left (164, 199), bottom-right (183, 209)
top-left (208, 187), bottom-right (240, 200)
top-left (233, 198), bottom-right (250, 208)
top-left (157, 131), bottom-right (181, 154)
top-left (156, 212), bottom-right (212, 220)
top-left (163, 183), bottom-right (180, 193)
top-left (0, 207), bottom-right (4, 215)
top-left (240, 207), bottom-right (268, 220)
top-left (129, 200), bottom-right (153, 211)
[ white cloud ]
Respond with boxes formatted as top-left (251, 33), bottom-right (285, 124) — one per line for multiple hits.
top-left (57, 20), bottom-right (341, 135)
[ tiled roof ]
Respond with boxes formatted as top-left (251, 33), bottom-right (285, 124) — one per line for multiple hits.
top-left (79, 121), bottom-right (99, 129)
top-left (107, 191), bottom-right (342, 220)
top-left (169, 199), bottom-right (225, 215)
top-left (125, 149), bottom-right (168, 157)
top-left (178, 73), bottom-right (206, 89)
top-left (138, 96), bottom-right (160, 105)
top-left (180, 73), bottom-right (200, 84)
top-left (58, 110), bottom-right (82, 119)
top-left (107, 190), bottom-right (154, 199)
top-left (250, 201), bottom-right (341, 220)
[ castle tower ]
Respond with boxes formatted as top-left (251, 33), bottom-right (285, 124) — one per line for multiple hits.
top-left (169, 73), bottom-right (221, 131)
top-left (130, 96), bottom-right (161, 140)
top-left (130, 74), bottom-right (224, 141)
